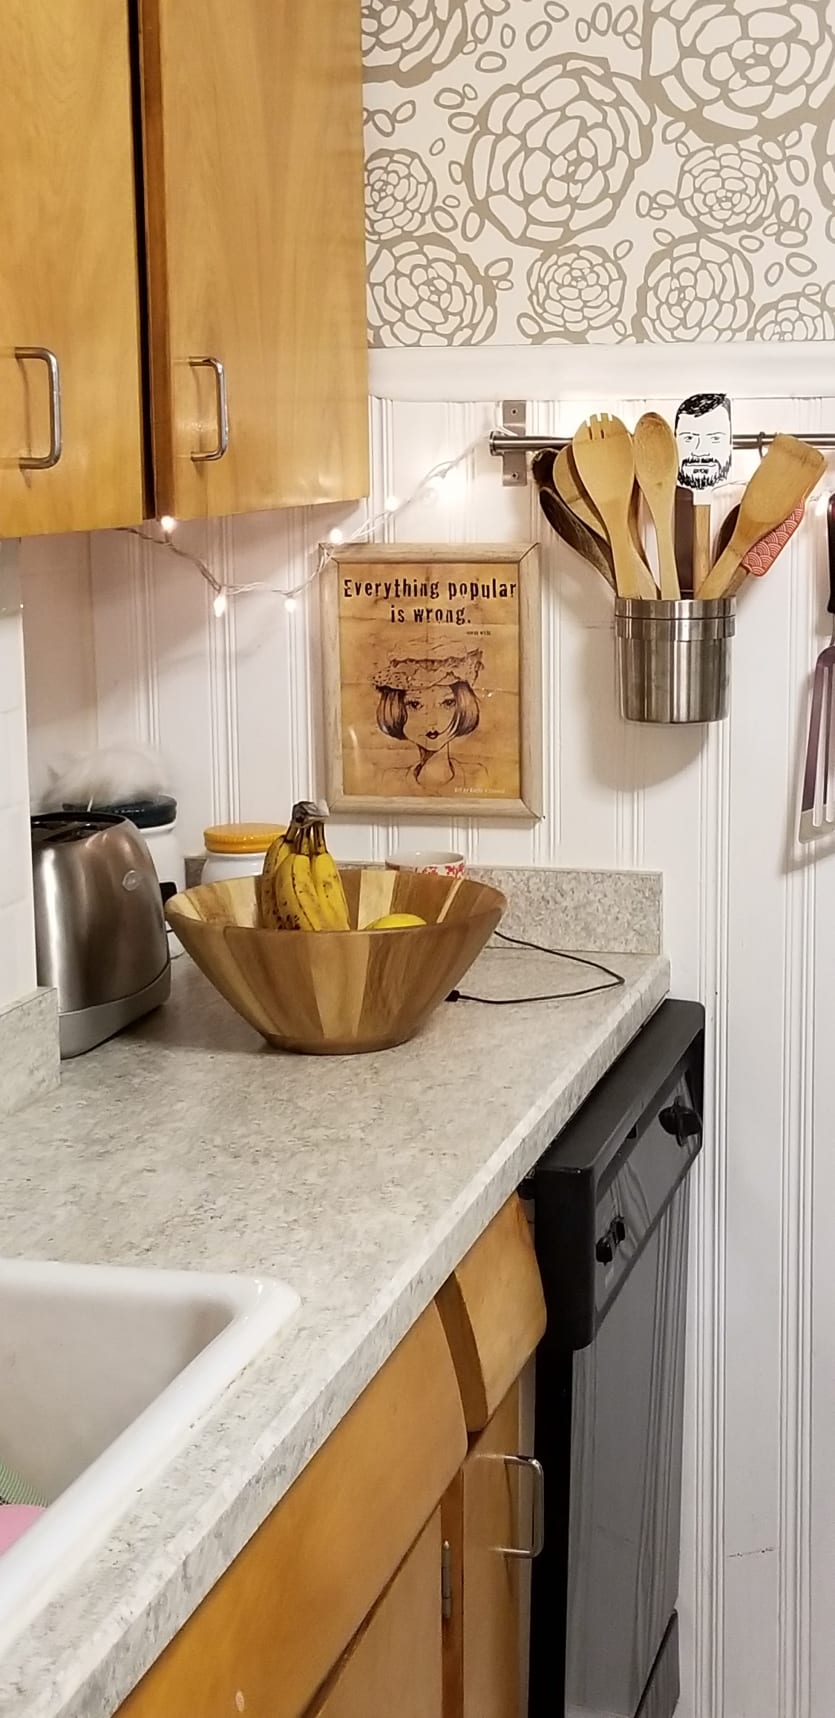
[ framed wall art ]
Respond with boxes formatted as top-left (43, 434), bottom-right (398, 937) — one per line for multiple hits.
top-left (321, 543), bottom-right (541, 818)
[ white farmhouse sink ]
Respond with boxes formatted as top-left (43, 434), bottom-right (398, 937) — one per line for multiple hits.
top-left (0, 1257), bottom-right (299, 1648)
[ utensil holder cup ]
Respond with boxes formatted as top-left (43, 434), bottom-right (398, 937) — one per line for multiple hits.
top-left (615, 598), bottom-right (736, 724)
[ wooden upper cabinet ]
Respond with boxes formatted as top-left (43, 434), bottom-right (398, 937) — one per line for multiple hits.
top-left (139, 0), bottom-right (370, 521)
top-left (0, 0), bottom-right (145, 535)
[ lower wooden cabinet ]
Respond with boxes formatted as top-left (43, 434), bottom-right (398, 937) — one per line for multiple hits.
top-left (304, 1512), bottom-right (443, 1718)
top-left (119, 1306), bottom-right (465, 1718)
top-left (442, 1379), bottom-right (533, 1718)
top-left (117, 1198), bottom-right (544, 1718)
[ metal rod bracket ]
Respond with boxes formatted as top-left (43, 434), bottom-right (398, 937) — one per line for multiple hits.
top-left (500, 401), bottom-right (528, 487)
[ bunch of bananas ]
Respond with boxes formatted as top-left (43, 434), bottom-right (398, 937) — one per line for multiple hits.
top-left (259, 803), bottom-right (351, 932)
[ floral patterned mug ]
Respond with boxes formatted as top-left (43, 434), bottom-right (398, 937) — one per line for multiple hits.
top-left (386, 849), bottom-right (465, 879)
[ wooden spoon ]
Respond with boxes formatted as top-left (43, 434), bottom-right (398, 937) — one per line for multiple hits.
top-left (532, 451), bottom-right (615, 588)
top-left (699, 435), bottom-right (825, 600)
top-left (552, 446), bottom-right (607, 543)
top-left (633, 413), bottom-right (681, 600)
top-left (571, 414), bottom-right (658, 600)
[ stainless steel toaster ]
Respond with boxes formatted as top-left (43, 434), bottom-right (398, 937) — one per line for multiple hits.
top-left (31, 813), bottom-right (171, 1058)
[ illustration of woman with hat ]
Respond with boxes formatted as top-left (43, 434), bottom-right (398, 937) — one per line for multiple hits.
top-left (374, 645), bottom-right (488, 791)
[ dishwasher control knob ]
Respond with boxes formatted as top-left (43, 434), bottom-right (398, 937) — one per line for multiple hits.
top-left (660, 1099), bottom-right (702, 1147)
top-left (595, 1214), bottom-right (626, 1266)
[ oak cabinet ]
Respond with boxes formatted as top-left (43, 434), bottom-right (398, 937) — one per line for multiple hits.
top-left (443, 1379), bottom-right (540, 1718)
top-left (119, 1306), bottom-right (465, 1718)
top-left (118, 1198), bottom-right (545, 1718)
top-left (1, 0), bottom-right (369, 536)
top-left (304, 1513), bottom-right (444, 1718)
top-left (0, 0), bottom-right (145, 535)
top-left (139, 0), bottom-right (369, 520)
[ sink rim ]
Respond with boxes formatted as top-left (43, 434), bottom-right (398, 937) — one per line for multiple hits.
top-left (0, 1258), bottom-right (300, 1651)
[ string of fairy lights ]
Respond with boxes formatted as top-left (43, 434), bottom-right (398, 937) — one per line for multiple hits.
top-left (120, 425), bottom-right (486, 618)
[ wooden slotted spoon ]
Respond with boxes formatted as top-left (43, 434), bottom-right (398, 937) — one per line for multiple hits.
top-left (633, 413), bottom-right (681, 600)
top-left (571, 415), bottom-right (658, 600)
top-left (552, 446), bottom-right (608, 543)
top-left (699, 434), bottom-right (825, 600)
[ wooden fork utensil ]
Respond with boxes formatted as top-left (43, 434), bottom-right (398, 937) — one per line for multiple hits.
top-left (571, 415), bottom-right (658, 600)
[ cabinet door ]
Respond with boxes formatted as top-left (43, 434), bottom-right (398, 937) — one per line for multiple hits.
top-left (443, 1380), bottom-right (534, 1718)
top-left (140, 0), bottom-right (369, 521)
top-left (305, 1512), bottom-right (443, 1718)
top-left (0, 0), bottom-right (145, 535)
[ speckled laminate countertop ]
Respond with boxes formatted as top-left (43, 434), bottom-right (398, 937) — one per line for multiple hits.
top-left (0, 933), bottom-right (669, 1718)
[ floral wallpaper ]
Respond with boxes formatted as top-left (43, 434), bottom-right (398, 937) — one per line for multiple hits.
top-left (362, 0), bottom-right (835, 345)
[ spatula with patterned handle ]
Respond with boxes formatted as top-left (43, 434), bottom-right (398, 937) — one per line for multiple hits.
top-left (714, 500), bottom-right (805, 593)
top-left (634, 412), bottom-right (681, 600)
top-left (571, 414), bottom-right (658, 600)
top-left (699, 435), bottom-right (825, 600)
top-left (675, 393), bottom-right (732, 593)
top-left (799, 494), bottom-right (835, 842)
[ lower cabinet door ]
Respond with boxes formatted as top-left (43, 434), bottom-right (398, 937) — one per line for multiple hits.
top-left (305, 1510), bottom-right (443, 1718)
top-left (443, 1379), bottom-right (534, 1718)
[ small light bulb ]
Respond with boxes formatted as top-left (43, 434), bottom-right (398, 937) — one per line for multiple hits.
top-left (284, 596), bottom-right (298, 614)
top-left (438, 465), bottom-right (464, 504)
top-left (159, 514), bottom-right (177, 536)
top-left (385, 493), bottom-right (400, 513)
top-left (213, 591), bottom-right (228, 618)
top-left (328, 527), bottom-right (344, 546)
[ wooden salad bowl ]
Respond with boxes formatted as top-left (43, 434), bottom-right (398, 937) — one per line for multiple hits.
top-left (165, 868), bottom-right (506, 1055)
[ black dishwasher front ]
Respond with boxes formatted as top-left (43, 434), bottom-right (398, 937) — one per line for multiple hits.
top-left (528, 998), bottom-right (704, 1718)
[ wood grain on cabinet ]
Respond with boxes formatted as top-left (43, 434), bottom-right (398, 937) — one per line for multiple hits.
top-left (139, 0), bottom-right (369, 521)
top-left (304, 1512), bottom-right (443, 1718)
top-left (436, 1195), bottom-right (546, 1432)
top-left (119, 1304), bottom-right (466, 1718)
top-left (0, 0), bottom-right (144, 534)
top-left (442, 1382), bottom-right (524, 1718)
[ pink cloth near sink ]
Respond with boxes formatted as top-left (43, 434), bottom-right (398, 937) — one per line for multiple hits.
top-left (0, 1505), bottom-right (44, 1555)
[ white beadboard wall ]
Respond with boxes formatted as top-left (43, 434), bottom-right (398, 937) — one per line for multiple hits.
top-left (20, 385), bottom-right (835, 1718)
top-left (0, 543), bottom-right (36, 1010)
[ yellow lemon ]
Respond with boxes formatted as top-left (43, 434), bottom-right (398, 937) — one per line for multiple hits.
top-left (365, 913), bottom-right (427, 931)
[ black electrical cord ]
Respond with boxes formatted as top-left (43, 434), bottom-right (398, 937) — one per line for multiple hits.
top-left (446, 928), bottom-right (627, 1006)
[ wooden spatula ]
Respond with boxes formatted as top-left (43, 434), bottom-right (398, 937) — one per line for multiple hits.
top-left (571, 415), bottom-right (658, 600)
top-left (675, 392), bottom-right (732, 592)
top-left (532, 451), bottom-right (615, 588)
top-left (714, 500), bottom-right (805, 594)
top-left (699, 435), bottom-right (825, 600)
top-left (633, 413), bottom-right (681, 600)
top-left (552, 446), bottom-right (607, 543)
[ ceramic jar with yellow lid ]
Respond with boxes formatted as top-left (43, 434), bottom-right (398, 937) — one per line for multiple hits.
top-left (201, 822), bottom-right (284, 884)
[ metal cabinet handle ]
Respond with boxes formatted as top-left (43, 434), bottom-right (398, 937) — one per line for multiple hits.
top-left (189, 356), bottom-right (229, 462)
top-left (496, 1454), bottom-right (545, 1560)
top-left (15, 347), bottom-right (62, 470)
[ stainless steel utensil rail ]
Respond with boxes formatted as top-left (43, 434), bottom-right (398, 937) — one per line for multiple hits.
top-left (490, 429), bottom-right (835, 457)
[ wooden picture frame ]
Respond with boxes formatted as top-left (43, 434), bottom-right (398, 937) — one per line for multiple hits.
top-left (321, 544), bottom-right (541, 819)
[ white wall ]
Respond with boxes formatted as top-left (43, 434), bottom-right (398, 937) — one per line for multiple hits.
top-left (0, 544), bottom-right (36, 1008)
top-left (20, 370), bottom-right (835, 1718)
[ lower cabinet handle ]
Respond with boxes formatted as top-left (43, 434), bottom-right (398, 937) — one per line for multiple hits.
top-left (15, 347), bottom-right (62, 470)
top-left (189, 356), bottom-right (229, 462)
top-left (497, 1454), bottom-right (545, 1560)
